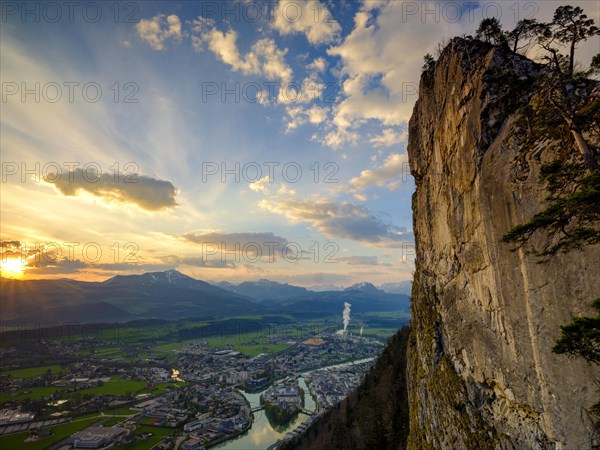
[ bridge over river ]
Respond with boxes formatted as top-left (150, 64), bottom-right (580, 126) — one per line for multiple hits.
top-left (251, 405), bottom-right (313, 415)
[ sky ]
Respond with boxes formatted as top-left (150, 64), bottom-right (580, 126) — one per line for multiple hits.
top-left (1, 0), bottom-right (598, 288)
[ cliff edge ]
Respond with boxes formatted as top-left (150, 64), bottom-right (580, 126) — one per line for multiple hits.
top-left (408, 37), bottom-right (599, 449)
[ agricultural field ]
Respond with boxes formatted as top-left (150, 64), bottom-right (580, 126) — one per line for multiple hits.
top-left (0, 365), bottom-right (65, 379)
top-left (73, 376), bottom-right (148, 397)
top-left (67, 312), bottom-right (403, 359)
top-left (113, 425), bottom-right (174, 450)
top-left (100, 415), bottom-right (128, 427)
top-left (103, 407), bottom-right (139, 416)
top-left (139, 380), bottom-right (189, 395)
top-left (151, 340), bottom-right (198, 352)
top-left (0, 386), bottom-right (63, 405)
top-left (204, 335), bottom-right (292, 357)
top-left (360, 311), bottom-right (412, 319)
top-left (0, 376), bottom-right (152, 405)
top-left (359, 328), bottom-right (399, 338)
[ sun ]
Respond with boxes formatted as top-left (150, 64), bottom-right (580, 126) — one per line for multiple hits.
top-left (0, 258), bottom-right (26, 279)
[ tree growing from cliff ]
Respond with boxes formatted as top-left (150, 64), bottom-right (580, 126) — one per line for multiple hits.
top-left (422, 53), bottom-right (435, 72)
top-left (553, 298), bottom-right (600, 364)
top-left (475, 18), bottom-right (507, 47)
top-left (499, 8), bottom-right (600, 431)
top-left (502, 162), bottom-right (600, 257)
top-left (541, 76), bottom-right (600, 171)
top-left (527, 6), bottom-right (600, 77)
top-left (553, 298), bottom-right (600, 443)
top-left (590, 54), bottom-right (600, 77)
top-left (552, 6), bottom-right (600, 77)
top-left (473, 9), bottom-right (597, 173)
top-left (526, 5), bottom-right (600, 171)
top-left (507, 19), bottom-right (539, 54)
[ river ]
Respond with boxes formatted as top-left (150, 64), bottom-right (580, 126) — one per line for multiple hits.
top-left (214, 358), bottom-right (374, 450)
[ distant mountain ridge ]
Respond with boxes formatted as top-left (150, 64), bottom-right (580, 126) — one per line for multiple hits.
top-left (214, 278), bottom-right (410, 317)
top-left (380, 280), bottom-right (413, 296)
top-left (107, 270), bottom-right (235, 296)
top-left (344, 282), bottom-right (384, 295)
top-left (215, 279), bottom-right (413, 299)
top-left (0, 271), bottom-right (410, 325)
top-left (214, 279), bottom-right (309, 300)
top-left (0, 271), bottom-right (260, 324)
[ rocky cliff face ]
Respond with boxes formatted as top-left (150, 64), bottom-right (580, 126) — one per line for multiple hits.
top-left (407, 38), bottom-right (599, 449)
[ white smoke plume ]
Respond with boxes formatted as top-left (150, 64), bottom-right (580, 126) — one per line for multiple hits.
top-left (343, 302), bottom-right (351, 332)
top-left (360, 326), bottom-right (363, 337)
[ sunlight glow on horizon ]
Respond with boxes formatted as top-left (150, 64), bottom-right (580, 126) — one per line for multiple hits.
top-left (0, 258), bottom-right (26, 279)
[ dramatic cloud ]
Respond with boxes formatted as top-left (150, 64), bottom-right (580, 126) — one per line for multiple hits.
top-left (272, 0), bottom-right (341, 45)
top-left (46, 169), bottom-right (178, 211)
top-left (136, 14), bottom-right (182, 50)
top-left (192, 18), bottom-right (292, 83)
top-left (370, 128), bottom-right (408, 147)
top-left (259, 198), bottom-right (412, 247)
top-left (26, 258), bottom-right (88, 275)
top-left (132, 3), bottom-right (599, 149)
top-left (344, 153), bottom-right (410, 198)
top-left (321, 1), bottom-right (599, 148)
top-left (322, 2), bottom-right (459, 147)
top-left (0, 240), bottom-right (21, 250)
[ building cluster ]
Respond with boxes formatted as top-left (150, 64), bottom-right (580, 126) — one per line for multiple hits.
top-left (64, 422), bottom-right (174, 449)
top-left (306, 360), bottom-right (374, 410)
top-left (68, 426), bottom-right (126, 448)
top-left (269, 334), bottom-right (382, 373)
top-left (261, 381), bottom-right (302, 412)
top-left (0, 329), bottom-right (385, 449)
top-left (178, 386), bottom-right (251, 448)
top-left (175, 335), bottom-right (381, 393)
top-left (135, 401), bottom-right (188, 428)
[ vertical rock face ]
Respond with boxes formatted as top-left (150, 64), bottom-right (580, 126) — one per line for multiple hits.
top-left (407, 38), bottom-right (599, 449)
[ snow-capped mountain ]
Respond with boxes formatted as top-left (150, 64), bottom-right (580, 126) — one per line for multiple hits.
top-left (344, 282), bottom-right (385, 295)
top-left (380, 280), bottom-right (413, 296)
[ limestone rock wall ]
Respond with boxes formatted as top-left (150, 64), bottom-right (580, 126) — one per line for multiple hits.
top-left (407, 38), bottom-right (599, 450)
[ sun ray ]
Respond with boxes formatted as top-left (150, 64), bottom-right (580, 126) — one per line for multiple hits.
top-left (0, 258), bottom-right (26, 279)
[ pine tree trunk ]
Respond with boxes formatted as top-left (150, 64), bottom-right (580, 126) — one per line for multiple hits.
top-left (566, 117), bottom-right (599, 170)
top-left (569, 39), bottom-right (576, 76)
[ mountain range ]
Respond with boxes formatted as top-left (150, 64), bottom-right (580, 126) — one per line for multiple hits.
top-left (215, 279), bottom-right (309, 301)
top-left (0, 271), bottom-right (410, 325)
